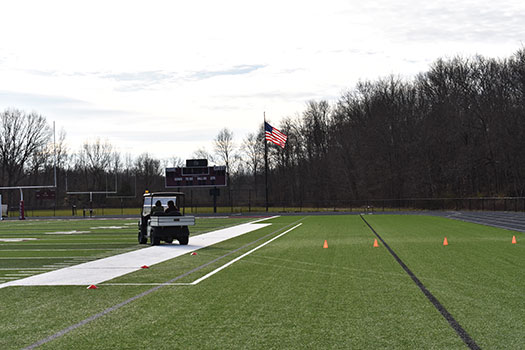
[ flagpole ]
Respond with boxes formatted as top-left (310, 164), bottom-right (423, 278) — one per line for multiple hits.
top-left (264, 112), bottom-right (269, 212)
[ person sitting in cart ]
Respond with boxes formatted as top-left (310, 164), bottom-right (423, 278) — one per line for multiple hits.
top-left (151, 200), bottom-right (164, 214)
top-left (165, 200), bottom-right (181, 215)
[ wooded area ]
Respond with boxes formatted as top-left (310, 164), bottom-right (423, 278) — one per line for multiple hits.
top-left (268, 48), bottom-right (525, 204)
top-left (1, 49), bottom-right (525, 212)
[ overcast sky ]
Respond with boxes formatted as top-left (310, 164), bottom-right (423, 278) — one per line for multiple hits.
top-left (0, 0), bottom-right (524, 161)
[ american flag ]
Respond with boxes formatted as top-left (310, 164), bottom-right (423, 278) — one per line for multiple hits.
top-left (265, 122), bottom-right (287, 148)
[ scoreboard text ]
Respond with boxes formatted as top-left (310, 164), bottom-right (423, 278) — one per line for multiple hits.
top-left (165, 166), bottom-right (227, 188)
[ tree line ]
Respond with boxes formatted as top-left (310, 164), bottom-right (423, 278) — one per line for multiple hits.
top-left (1, 48), bottom-right (525, 210)
top-left (263, 48), bottom-right (525, 206)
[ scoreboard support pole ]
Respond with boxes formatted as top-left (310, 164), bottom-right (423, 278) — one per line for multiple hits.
top-left (19, 188), bottom-right (25, 220)
top-left (213, 187), bottom-right (218, 213)
top-left (209, 187), bottom-right (219, 213)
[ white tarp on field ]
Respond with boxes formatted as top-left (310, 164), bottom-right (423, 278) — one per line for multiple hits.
top-left (0, 219), bottom-right (273, 288)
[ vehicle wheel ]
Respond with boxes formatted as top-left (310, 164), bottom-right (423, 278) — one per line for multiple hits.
top-left (179, 226), bottom-right (189, 245)
top-left (150, 228), bottom-right (161, 246)
top-left (178, 235), bottom-right (189, 245)
top-left (138, 230), bottom-right (147, 244)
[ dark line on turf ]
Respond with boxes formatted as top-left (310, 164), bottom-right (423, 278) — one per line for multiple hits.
top-left (22, 217), bottom-right (306, 350)
top-left (360, 215), bottom-right (481, 350)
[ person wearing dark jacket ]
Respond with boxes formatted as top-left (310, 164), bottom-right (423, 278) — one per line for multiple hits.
top-left (151, 200), bottom-right (164, 214)
top-left (165, 200), bottom-right (181, 215)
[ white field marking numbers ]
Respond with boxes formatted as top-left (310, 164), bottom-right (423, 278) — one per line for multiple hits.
top-left (0, 238), bottom-right (38, 242)
top-left (103, 222), bottom-right (303, 287)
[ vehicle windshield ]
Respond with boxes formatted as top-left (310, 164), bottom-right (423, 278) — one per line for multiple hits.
top-left (142, 196), bottom-right (179, 215)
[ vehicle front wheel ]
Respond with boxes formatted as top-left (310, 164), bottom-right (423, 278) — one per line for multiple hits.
top-left (138, 231), bottom-right (147, 244)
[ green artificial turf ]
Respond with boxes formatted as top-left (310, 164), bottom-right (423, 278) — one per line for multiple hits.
top-left (0, 217), bottom-right (251, 282)
top-left (1, 214), bottom-right (523, 349)
top-left (364, 215), bottom-right (525, 349)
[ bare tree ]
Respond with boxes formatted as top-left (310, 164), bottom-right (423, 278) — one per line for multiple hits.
top-left (242, 131), bottom-right (264, 191)
top-left (54, 128), bottom-right (69, 171)
top-left (214, 128), bottom-right (236, 182)
top-left (162, 156), bottom-right (185, 168)
top-left (134, 153), bottom-right (162, 191)
top-left (74, 138), bottom-right (115, 189)
top-left (0, 108), bottom-right (51, 187)
top-left (192, 147), bottom-right (215, 163)
top-left (124, 153), bottom-right (135, 175)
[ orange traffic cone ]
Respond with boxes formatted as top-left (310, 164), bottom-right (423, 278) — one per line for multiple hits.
top-left (87, 285), bottom-right (98, 289)
top-left (512, 235), bottom-right (517, 244)
top-left (323, 240), bottom-right (328, 248)
top-left (373, 239), bottom-right (379, 247)
top-left (443, 237), bottom-right (448, 246)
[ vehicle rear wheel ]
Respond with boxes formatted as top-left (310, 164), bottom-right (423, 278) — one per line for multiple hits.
top-left (178, 226), bottom-right (189, 245)
top-left (178, 235), bottom-right (189, 245)
top-left (150, 228), bottom-right (161, 246)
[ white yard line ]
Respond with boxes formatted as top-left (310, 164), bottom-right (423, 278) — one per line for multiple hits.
top-left (0, 267), bottom-right (53, 272)
top-left (0, 238), bottom-right (38, 242)
top-left (0, 249), bottom-right (124, 252)
top-left (102, 283), bottom-right (187, 286)
top-left (189, 223), bottom-right (302, 285)
top-left (104, 223), bottom-right (302, 287)
top-left (0, 217), bottom-right (278, 288)
top-left (0, 257), bottom-right (80, 259)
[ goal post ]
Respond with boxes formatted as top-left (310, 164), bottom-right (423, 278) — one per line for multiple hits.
top-left (0, 194), bottom-right (4, 220)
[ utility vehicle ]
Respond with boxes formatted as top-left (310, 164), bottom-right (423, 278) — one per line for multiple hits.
top-left (138, 192), bottom-right (195, 245)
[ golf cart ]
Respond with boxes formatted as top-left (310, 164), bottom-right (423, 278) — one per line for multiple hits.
top-left (138, 192), bottom-right (195, 245)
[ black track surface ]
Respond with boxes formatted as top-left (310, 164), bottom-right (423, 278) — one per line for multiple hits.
top-left (432, 211), bottom-right (525, 232)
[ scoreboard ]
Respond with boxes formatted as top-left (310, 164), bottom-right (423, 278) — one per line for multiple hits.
top-left (165, 165), bottom-right (227, 188)
top-left (35, 189), bottom-right (56, 200)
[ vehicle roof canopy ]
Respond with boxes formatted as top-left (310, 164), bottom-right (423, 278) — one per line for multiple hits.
top-left (143, 192), bottom-right (185, 197)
